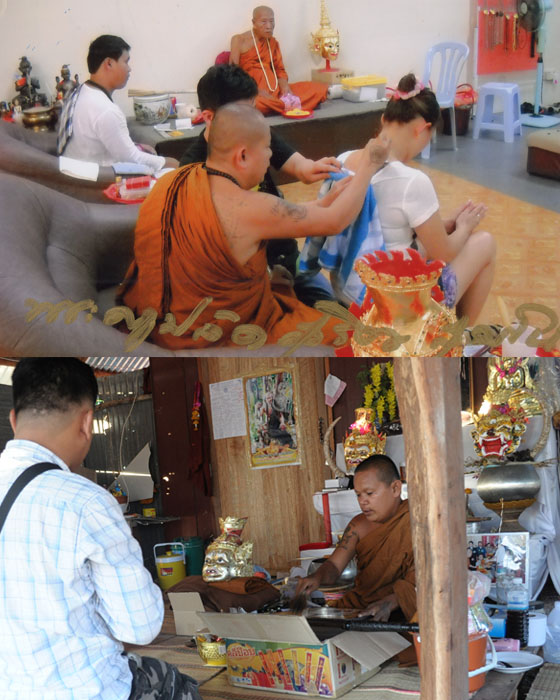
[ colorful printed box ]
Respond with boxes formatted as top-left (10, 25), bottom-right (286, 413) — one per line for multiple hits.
top-left (198, 612), bottom-right (410, 697)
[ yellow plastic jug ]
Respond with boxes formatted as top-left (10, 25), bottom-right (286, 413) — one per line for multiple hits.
top-left (154, 542), bottom-right (186, 590)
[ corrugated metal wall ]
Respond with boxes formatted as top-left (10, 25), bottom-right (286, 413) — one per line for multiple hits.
top-left (85, 370), bottom-right (158, 491)
top-left (0, 384), bottom-right (13, 452)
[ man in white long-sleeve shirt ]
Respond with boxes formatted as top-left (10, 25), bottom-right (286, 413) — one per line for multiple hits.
top-left (0, 358), bottom-right (199, 700)
top-left (59, 35), bottom-right (178, 173)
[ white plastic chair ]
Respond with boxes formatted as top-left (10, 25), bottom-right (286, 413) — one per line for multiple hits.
top-left (421, 41), bottom-right (470, 159)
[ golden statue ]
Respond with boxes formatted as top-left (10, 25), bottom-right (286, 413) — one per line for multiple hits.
top-left (343, 407), bottom-right (387, 472)
top-left (310, 0), bottom-right (340, 70)
top-left (484, 358), bottom-right (542, 417)
top-left (351, 250), bottom-right (462, 357)
top-left (202, 516), bottom-right (254, 582)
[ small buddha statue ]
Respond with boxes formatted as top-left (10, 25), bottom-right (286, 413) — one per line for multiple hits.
top-left (55, 64), bottom-right (79, 104)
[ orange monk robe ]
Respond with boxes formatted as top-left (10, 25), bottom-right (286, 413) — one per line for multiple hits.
top-left (119, 164), bottom-right (339, 350)
top-left (332, 500), bottom-right (416, 621)
top-left (239, 37), bottom-right (328, 115)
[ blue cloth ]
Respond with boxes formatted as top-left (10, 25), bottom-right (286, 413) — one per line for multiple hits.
top-left (0, 440), bottom-right (164, 700)
top-left (299, 171), bottom-right (385, 306)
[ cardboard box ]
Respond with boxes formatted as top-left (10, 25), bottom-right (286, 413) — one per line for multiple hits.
top-left (312, 68), bottom-right (354, 85)
top-left (168, 592), bottom-right (206, 636)
top-left (199, 612), bottom-right (410, 697)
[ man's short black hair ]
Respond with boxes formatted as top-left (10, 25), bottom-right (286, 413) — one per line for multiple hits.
top-left (354, 454), bottom-right (400, 485)
top-left (87, 35), bottom-right (130, 74)
top-left (197, 64), bottom-right (258, 112)
top-left (12, 358), bottom-right (98, 416)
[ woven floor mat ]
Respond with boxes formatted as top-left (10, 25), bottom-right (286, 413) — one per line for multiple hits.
top-left (526, 662), bottom-right (560, 699)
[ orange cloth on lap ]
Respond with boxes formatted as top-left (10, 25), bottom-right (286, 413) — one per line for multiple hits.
top-left (331, 500), bottom-right (416, 621)
top-left (119, 164), bottom-right (338, 349)
top-left (239, 37), bottom-right (328, 115)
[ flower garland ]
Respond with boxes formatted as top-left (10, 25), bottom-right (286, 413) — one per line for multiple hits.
top-left (360, 361), bottom-right (398, 429)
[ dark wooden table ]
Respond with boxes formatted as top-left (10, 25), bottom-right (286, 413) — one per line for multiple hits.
top-left (127, 98), bottom-right (385, 184)
top-left (471, 669), bottom-right (524, 699)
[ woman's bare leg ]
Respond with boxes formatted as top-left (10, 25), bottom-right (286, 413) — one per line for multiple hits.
top-left (449, 230), bottom-right (496, 324)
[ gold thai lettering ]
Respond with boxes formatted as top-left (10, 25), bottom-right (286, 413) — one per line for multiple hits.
top-left (24, 298), bottom-right (98, 324)
top-left (22, 298), bottom-right (560, 355)
top-left (103, 306), bottom-right (157, 352)
top-left (231, 324), bottom-right (267, 350)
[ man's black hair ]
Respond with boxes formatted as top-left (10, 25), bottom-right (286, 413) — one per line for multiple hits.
top-left (354, 454), bottom-right (400, 485)
top-left (197, 64), bottom-right (258, 112)
top-left (12, 358), bottom-right (98, 416)
top-left (87, 35), bottom-right (130, 74)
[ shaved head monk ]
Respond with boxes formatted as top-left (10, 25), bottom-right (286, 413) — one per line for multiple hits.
top-left (229, 5), bottom-right (328, 115)
top-left (119, 103), bottom-right (389, 350)
top-left (296, 455), bottom-right (416, 621)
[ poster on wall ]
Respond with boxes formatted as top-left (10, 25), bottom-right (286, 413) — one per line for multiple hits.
top-left (244, 370), bottom-right (300, 469)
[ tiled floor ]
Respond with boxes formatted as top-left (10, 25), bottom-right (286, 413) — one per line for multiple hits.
top-left (279, 133), bottom-right (560, 331)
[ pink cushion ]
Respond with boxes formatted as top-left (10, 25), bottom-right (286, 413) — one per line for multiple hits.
top-left (215, 51), bottom-right (230, 65)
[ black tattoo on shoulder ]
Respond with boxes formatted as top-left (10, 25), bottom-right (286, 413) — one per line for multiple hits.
top-left (336, 523), bottom-right (358, 551)
top-left (271, 199), bottom-right (307, 221)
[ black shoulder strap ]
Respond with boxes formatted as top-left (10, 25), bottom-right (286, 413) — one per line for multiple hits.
top-left (0, 462), bottom-right (62, 536)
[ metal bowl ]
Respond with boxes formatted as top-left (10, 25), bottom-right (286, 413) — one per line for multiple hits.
top-left (22, 105), bottom-right (57, 131)
top-left (133, 93), bottom-right (171, 125)
top-left (476, 462), bottom-right (541, 504)
top-left (308, 556), bottom-right (357, 585)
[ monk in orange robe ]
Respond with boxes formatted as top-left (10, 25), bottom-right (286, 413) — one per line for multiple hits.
top-left (296, 455), bottom-right (416, 621)
top-left (118, 103), bottom-right (388, 350)
top-left (230, 5), bottom-right (328, 115)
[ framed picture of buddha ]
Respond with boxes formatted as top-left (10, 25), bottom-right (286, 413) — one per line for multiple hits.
top-left (244, 369), bottom-right (300, 469)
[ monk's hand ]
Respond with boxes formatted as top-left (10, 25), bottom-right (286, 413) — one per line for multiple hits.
top-left (362, 134), bottom-right (391, 170)
top-left (270, 264), bottom-right (294, 288)
top-left (357, 594), bottom-right (399, 622)
top-left (297, 156), bottom-right (342, 184)
top-left (295, 574), bottom-right (321, 597)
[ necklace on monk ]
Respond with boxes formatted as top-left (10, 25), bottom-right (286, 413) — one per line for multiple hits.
top-left (203, 164), bottom-right (241, 188)
top-left (251, 28), bottom-right (278, 93)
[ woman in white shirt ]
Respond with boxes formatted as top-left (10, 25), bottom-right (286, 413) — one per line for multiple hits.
top-left (342, 73), bottom-right (496, 324)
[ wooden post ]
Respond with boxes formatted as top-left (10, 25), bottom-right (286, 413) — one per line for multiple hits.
top-left (394, 358), bottom-right (468, 700)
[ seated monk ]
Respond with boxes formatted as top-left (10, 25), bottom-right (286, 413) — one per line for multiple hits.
top-left (118, 103), bottom-right (389, 350)
top-left (230, 5), bottom-right (328, 115)
top-left (296, 455), bottom-right (416, 621)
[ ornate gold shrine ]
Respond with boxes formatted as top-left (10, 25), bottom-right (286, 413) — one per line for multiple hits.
top-left (343, 407), bottom-right (386, 472)
top-left (351, 250), bottom-right (462, 357)
top-left (471, 404), bottom-right (528, 462)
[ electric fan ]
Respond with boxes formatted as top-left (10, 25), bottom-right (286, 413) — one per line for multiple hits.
top-left (518, 0), bottom-right (560, 127)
